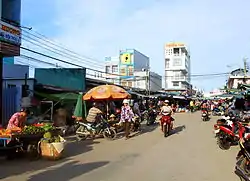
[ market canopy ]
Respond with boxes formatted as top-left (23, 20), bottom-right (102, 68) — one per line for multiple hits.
top-left (83, 85), bottom-right (131, 100)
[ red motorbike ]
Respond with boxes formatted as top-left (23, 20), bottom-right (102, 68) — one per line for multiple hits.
top-left (214, 118), bottom-right (245, 150)
top-left (160, 114), bottom-right (173, 137)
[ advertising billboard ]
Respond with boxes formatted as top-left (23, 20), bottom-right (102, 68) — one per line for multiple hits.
top-left (119, 51), bottom-right (134, 79)
top-left (0, 0), bottom-right (21, 56)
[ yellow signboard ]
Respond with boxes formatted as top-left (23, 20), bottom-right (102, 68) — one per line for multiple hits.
top-left (165, 43), bottom-right (185, 48)
top-left (120, 53), bottom-right (132, 65)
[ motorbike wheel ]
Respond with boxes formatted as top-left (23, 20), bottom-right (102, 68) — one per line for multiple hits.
top-left (164, 124), bottom-right (169, 137)
top-left (217, 136), bottom-right (230, 150)
top-left (76, 126), bottom-right (88, 141)
top-left (103, 127), bottom-right (117, 140)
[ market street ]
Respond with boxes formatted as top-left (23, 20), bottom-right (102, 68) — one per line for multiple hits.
top-left (0, 112), bottom-right (239, 181)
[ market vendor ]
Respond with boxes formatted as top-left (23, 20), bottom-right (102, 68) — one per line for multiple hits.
top-left (7, 109), bottom-right (30, 129)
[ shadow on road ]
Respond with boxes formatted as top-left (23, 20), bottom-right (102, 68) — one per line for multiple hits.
top-left (130, 123), bottom-right (159, 138)
top-left (0, 139), bottom-right (99, 180)
top-left (64, 139), bottom-right (100, 157)
top-left (27, 160), bottom-right (110, 181)
top-left (172, 125), bottom-right (186, 135)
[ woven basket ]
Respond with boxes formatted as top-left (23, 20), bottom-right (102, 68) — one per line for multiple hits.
top-left (39, 137), bottom-right (65, 160)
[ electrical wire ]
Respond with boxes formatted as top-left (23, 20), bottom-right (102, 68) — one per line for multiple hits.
top-left (22, 29), bottom-right (104, 66)
top-left (22, 33), bottom-right (103, 69)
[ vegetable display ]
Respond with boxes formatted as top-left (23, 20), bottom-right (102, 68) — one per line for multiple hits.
top-left (42, 132), bottom-right (61, 143)
top-left (22, 123), bottom-right (55, 135)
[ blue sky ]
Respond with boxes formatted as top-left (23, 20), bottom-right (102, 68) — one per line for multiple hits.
top-left (21, 0), bottom-right (250, 91)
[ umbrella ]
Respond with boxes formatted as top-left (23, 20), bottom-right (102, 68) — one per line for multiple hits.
top-left (73, 93), bottom-right (87, 119)
top-left (83, 85), bottom-right (131, 100)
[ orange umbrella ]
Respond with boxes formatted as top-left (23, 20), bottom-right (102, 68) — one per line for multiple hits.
top-left (83, 85), bottom-right (131, 100)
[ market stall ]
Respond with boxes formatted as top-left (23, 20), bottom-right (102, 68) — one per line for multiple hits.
top-left (0, 123), bottom-right (65, 160)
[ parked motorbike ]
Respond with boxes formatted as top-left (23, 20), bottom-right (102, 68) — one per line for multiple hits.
top-left (161, 115), bottom-right (172, 137)
top-left (201, 110), bottom-right (209, 121)
top-left (147, 108), bottom-right (157, 125)
top-left (235, 140), bottom-right (250, 181)
top-left (76, 115), bottom-right (117, 141)
top-left (212, 108), bottom-right (224, 116)
top-left (214, 116), bottom-right (246, 150)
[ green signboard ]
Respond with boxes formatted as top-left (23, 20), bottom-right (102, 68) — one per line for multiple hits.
top-left (35, 68), bottom-right (86, 91)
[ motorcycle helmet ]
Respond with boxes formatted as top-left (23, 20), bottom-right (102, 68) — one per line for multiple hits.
top-left (123, 99), bottom-right (129, 104)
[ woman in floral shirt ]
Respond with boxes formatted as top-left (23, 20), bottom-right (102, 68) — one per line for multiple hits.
top-left (120, 99), bottom-right (134, 139)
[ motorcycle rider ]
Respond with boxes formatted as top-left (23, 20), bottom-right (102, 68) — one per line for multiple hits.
top-left (201, 100), bottom-right (209, 115)
top-left (160, 100), bottom-right (174, 132)
top-left (86, 102), bottom-right (103, 128)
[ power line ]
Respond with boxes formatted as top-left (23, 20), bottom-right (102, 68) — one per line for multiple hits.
top-left (22, 29), bottom-right (103, 66)
top-left (22, 33), bottom-right (103, 69)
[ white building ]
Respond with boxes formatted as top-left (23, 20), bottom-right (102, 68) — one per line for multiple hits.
top-left (105, 49), bottom-right (150, 87)
top-left (227, 68), bottom-right (250, 89)
top-left (133, 71), bottom-right (162, 92)
top-left (104, 56), bottom-right (120, 85)
top-left (164, 42), bottom-right (191, 92)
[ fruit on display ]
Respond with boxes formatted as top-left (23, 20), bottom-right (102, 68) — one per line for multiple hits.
top-left (0, 127), bottom-right (22, 137)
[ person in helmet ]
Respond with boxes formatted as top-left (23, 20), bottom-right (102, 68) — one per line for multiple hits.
top-left (120, 99), bottom-right (134, 139)
top-left (160, 100), bottom-right (174, 131)
top-left (86, 102), bottom-right (102, 127)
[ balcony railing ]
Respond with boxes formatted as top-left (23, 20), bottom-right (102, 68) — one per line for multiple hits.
top-left (171, 76), bottom-right (187, 81)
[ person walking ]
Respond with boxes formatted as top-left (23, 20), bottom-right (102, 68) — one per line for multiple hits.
top-left (120, 99), bottom-right (134, 139)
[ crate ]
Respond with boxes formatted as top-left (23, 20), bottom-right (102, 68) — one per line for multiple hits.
top-left (39, 137), bottom-right (65, 160)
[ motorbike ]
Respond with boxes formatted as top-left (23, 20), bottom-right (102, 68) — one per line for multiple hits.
top-left (235, 140), bottom-right (250, 181)
top-left (212, 108), bottom-right (224, 116)
top-left (147, 108), bottom-right (157, 125)
top-left (201, 110), bottom-right (209, 121)
top-left (141, 110), bottom-right (149, 123)
top-left (161, 114), bottom-right (172, 137)
top-left (75, 115), bottom-right (117, 141)
top-left (214, 116), bottom-right (248, 150)
top-left (131, 115), bottom-right (141, 132)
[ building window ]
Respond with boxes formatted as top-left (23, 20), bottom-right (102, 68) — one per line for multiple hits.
top-left (121, 81), bottom-right (127, 86)
top-left (173, 58), bottom-right (182, 66)
top-left (120, 67), bottom-right (126, 75)
top-left (165, 59), bottom-right (170, 68)
top-left (128, 66), bottom-right (133, 76)
top-left (8, 84), bottom-right (16, 88)
top-left (173, 82), bottom-right (179, 87)
top-left (173, 71), bottom-right (181, 80)
top-left (112, 65), bottom-right (118, 73)
top-left (105, 66), bottom-right (111, 73)
top-left (127, 81), bottom-right (133, 87)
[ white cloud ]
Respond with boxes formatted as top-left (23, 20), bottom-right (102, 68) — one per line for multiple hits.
top-left (51, 0), bottom-right (250, 90)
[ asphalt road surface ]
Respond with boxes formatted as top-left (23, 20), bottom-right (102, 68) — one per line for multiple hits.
top-left (0, 112), bottom-right (240, 181)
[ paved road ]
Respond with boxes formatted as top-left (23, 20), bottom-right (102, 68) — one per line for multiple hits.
top-left (0, 113), bottom-right (240, 181)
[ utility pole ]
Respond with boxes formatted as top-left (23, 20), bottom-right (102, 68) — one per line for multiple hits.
top-left (243, 57), bottom-right (248, 83)
top-left (146, 68), bottom-right (150, 96)
top-left (244, 57), bottom-right (248, 77)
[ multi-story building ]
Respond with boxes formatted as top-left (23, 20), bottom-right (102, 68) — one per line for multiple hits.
top-left (133, 71), bottom-right (162, 92)
top-left (104, 56), bottom-right (120, 85)
top-left (105, 49), bottom-right (149, 87)
top-left (227, 68), bottom-right (250, 89)
top-left (164, 42), bottom-right (191, 93)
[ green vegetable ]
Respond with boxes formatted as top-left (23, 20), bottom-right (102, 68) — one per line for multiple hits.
top-left (43, 132), bottom-right (52, 139)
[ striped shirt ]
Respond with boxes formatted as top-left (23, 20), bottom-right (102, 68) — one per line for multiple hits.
top-left (86, 107), bottom-right (102, 122)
